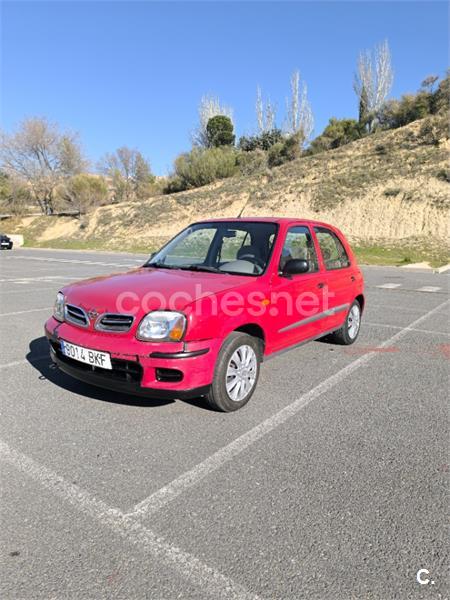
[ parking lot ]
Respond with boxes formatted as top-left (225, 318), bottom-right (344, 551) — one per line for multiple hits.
top-left (0, 247), bottom-right (448, 599)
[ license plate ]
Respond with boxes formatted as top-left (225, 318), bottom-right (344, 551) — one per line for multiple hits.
top-left (60, 340), bottom-right (112, 370)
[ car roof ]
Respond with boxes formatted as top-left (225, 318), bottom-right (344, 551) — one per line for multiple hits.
top-left (195, 217), bottom-right (335, 228)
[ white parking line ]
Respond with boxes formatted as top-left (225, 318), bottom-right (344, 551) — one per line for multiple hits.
top-left (416, 286), bottom-right (442, 293)
top-left (0, 440), bottom-right (262, 600)
top-left (0, 355), bottom-right (50, 370)
top-left (368, 303), bottom-right (440, 314)
top-left (0, 307), bottom-right (51, 317)
top-left (3, 255), bottom-right (139, 268)
top-left (0, 276), bottom-right (82, 283)
top-left (1, 286), bottom-right (64, 295)
top-left (376, 283), bottom-right (402, 289)
top-left (127, 299), bottom-right (449, 519)
top-left (364, 321), bottom-right (450, 336)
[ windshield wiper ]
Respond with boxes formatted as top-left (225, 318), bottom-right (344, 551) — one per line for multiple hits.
top-left (145, 261), bottom-right (180, 269)
top-left (178, 265), bottom-right (223, 273)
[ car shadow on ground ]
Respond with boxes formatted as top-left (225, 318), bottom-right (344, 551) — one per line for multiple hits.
top-left (26, 336), bottom-right (198, 409)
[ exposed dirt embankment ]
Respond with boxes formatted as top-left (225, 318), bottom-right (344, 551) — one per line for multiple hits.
top-left (4, 119), bottom-right (449, 256)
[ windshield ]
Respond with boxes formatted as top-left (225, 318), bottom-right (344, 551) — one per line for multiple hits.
top-left (146, 222), bottom-right (278, 275)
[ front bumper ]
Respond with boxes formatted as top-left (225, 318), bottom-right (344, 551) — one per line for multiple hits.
top-left (45, 317), bottom-right (219, 399)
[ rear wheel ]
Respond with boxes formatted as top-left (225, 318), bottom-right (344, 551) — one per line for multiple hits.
top-left (328, 299), bottom-right (361, 345)
top-left (206, 332), bottom-right (261, 412)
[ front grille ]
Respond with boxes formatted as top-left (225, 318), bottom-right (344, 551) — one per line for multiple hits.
top-left (95, 313), bottom-right (134, 332)
top-left (65, 304), bottom-right (88, 327)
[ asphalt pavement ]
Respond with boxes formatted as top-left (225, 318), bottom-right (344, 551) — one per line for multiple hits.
top-left (0, 247), bottom-right (448, 600)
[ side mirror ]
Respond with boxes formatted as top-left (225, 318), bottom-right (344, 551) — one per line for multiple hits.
top-left (282, 259), bottom-right (309, 276)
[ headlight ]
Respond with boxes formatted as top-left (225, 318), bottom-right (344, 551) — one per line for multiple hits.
top-left (136, 311), bottom-right (186, 342)
top-left (53, 292), bottom-right (65, 322)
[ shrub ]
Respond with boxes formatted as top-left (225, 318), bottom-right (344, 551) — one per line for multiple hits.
top-left (377, 91), bottom-right (434, 129)
top-left (236, 149), bottom-right (268, 176)
top-left (267, 142), bottom-right (284, 167)
top-left (238, 128), bottom-right (284, 152)
top-left (308, 118), bottom-right (363, 154)
top-left (57, 174), bottom-right (109, 214)
top-left (268, 133), bottom-right (302, 167)
top-left (419, 114), bottom-right (448, 146)
top-left (374, 144), bottom-right (388, 155)
top-left (206, 115), bottom-right (235, 147)
top-left (165, 147), bottom-right (237, 192)
top-left (163, 176), bottom-right (185, 194)
top-left (0, 171), bottom-right (32, 215)
top-left (383, 188), bottom-right (401, 197)
top-left (436, 168), bottom-right (450, 183)
top-left (432, 71), bottom-right (449, 113)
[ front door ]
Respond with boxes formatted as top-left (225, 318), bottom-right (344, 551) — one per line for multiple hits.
top-left (269, 225), bottom-right (327, 352)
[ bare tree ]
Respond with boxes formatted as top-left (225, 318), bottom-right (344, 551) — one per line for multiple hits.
top-left (99, 147), bottom-right (153, 202)
top-left (256, 86), bottom-right (277, 134)
top-left (285, 70), bottom-right (314, 144)
top-left (354, 40), bottom-right (394, 130)
top-left (256, 86), bottom-right (264, 134)
top-left (0, 117), bottom-right (86, 214)
top-left (421, 75), bottom-right (439, 93)
top-left (193, 95), bottom-right (234, 147)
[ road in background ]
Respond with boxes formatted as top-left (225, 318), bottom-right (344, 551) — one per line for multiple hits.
top-left (0, 248), bottom-right (448, 599)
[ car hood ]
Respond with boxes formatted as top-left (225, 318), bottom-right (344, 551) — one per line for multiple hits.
top-left (62, 267), bottom-right (252, 315)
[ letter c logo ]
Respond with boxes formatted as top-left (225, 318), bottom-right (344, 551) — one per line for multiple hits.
top-left (416, 569), bottom-right (430, 585)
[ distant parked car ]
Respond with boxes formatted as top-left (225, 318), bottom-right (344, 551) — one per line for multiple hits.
top-left (0, 234), bottom-right (13, 250)
top-left (45, 218), bottom-right (364, 411)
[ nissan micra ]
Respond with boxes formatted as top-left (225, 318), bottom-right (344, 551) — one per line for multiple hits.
top-left (45, 218), bottom-right (364, 411)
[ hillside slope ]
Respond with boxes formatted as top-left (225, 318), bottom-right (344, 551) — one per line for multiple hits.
top-left (5, 118), bottom-right (449, 263)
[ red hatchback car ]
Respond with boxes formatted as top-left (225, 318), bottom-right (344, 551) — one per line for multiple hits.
top-left (45, 218), bottom-right (364, 411)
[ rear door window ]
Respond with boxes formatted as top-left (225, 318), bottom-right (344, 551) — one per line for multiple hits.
top-left (314, 227), bottom-right (350, 270)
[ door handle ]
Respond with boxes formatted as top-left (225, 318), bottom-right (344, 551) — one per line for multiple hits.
top-left (317, 282), bottom-right (325, 289)
top-left (350, 275), bottom-right (356, 282)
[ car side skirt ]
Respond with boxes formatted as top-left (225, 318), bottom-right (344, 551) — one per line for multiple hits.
top-left (264, 325), bottom-right (342, 362)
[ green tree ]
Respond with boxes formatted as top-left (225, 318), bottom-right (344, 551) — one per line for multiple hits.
top-left (268, 132), bottom-right (303, 167)
top-left (134, 153), bottom-right (155, 199)
top-left (0, 171), bottom-right (11, 205)
top-left (377, 92), bottom-right (432, 129)
top-left (206, 115), bottom-right (235, 148)
top-left (309, 118), bottom-right (363, 154)
top-left (432, 71), bottom-right (450, 113)
top-left (0, 170), bottom-right (32, 215)
top-left (239, 128), bottom-right (283, 152)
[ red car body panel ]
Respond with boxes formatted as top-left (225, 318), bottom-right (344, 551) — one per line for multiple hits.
top-left (45, 218), bottom-right (364, 398)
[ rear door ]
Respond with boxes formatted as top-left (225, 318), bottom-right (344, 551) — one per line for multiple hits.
top-left (269, 225), bottom-right (326, 352)
top-left (313, 226), bottom-right (354, 332)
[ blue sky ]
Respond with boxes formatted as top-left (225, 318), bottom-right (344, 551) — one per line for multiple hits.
top-left (1, 1), bottom-right (448, 175)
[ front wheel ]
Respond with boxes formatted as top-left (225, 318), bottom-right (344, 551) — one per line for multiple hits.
top-left (328, 299), bottom-right (362, 345)
top-left (206, 332), bottom-right (262, 412)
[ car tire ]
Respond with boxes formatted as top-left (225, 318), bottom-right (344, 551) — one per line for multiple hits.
top-left (328, 299), bottom-right (362, 345)
top-left (206, 332), bottom-right (262, 412)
